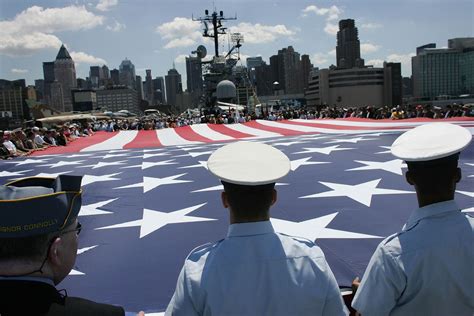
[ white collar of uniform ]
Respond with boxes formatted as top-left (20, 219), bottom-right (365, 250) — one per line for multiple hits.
top-left (404, 200), bottom-right (461, 231)
top-left (227, 220), bottom-right (275, 238)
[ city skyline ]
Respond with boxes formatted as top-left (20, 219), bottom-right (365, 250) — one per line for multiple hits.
top-left (0, 0), bottom-right (472, 85)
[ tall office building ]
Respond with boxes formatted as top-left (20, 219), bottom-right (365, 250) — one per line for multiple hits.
top-left (42, 61), bottom-right (55, 103)
top-left (165, 68), bottom-right (182, 106)
top-left (336, 19), bottom-right (364, 69)
top-left (34, 79), bottom-right (45, 102)
top-left (96, 86), bottom-right (139, 113)
top-left (385, 62), bottom-right (402, 106)
top-left (89, 66), bottom-right (101, 88)
top-left (110, 69), bottom-right (120, 85)
top-left (119, 58), bottom-right (136, 88)
top-left (53, 44), bottom-right (77, 111)
top-left (135, 75), bottom-right (144, 101)
top-left (185, 56), bottom-right (203, 106)
top-left (412, 38), bottom-right (474, 99)
top-left (144, 69), bottom-right (154, 105)
top-left (153, 76), bottom-right (165, 104)
top-left (246, 56), bottom-right (264, 86)
top-left (270, 46), bottom-right (304, 95)
top-left (301, 54), bottom-right (313, 92)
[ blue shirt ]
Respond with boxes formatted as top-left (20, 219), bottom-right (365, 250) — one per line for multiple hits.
top-left (352, 200), bottom-right (474, 315)
top-left (166, 221), bottom-right (348, 316)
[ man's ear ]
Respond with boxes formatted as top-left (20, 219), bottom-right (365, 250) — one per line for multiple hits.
top-left (455, 167), bottom-right (462, 183)
top-left (270, 189), bottom-right (277, 206)
top-left (221, 191), bottom-right (229, 208)
top-left (48, 237), bottom-right (62, 267)
top-left (405, 170), bottom-right (415, 186)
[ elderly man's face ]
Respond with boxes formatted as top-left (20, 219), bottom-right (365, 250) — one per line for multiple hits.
top-left (51, 219), bottom-right (80, 285)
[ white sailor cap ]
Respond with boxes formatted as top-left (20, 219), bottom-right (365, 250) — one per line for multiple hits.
top-left (391, 123), bottom-right (472, 162)
top-left (207, 141), bottom-right (290, 185)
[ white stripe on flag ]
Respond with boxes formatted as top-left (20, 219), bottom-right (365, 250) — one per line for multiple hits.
top-left (189, 124), bottom-right (234, 141)
top-left (81, 131), bottom-right (138, 152)
top-left (256, 120), bottom-right (323, 132)
top-left (224, 123), bottom-right (281, 138)
top-left (157, 128), bottom-right (203, 146)
top-left (292, 119), bottom-right (473, 128)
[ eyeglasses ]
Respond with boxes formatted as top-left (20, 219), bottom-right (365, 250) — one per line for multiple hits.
top-left (59, 222), bottom-right (82, 236)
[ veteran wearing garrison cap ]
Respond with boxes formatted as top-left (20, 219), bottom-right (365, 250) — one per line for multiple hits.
top-left (352, 123), bottom-right (474, 315)
top-left (165, 141), bottom-right (348, 316)
top-left (0, 175), bottom-right (125, 316)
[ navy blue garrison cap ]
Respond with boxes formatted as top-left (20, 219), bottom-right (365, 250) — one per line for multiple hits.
top-left (0, 175), bottom-right (82, 238)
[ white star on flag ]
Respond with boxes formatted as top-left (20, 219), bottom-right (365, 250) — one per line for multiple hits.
top-left (346, 159), bottom-right (407, 175)
top-left (325, 137), bottom-right (376, 144)
top-left (114, 173), bottom-right (193, 193)
top-left (175, 150), bottom-right (214, 158)
top-left (179, 161), bottom-right (208, 170)
top-left (300, 179), bottom-right (413, 206)
top-left (79, 199), bottom-right (118, 216)
top-left (39, 160), bottom-right (86, 168)
top-left (293, 145), bottom-right (354, 155)
top-left (272, 140), bottom-right (309, 147)
top-left (290, 157), bottom-right (330, 171)
top-left (4, 158), bottom-right (51, 166)
top-left (0, 169), bottom-right (32, 177)
top-left (456, 190), bottom-right (474, 198)
top-left (82, 173), bottom-right (122, 186)
top-left (121, 160), bottom-right (178, 170)
top-left (96, 203), bottom-right (215, 238)
top-left (59, 153), bottom-right (95, 158)
top-left (466, 163), bottom-right (474, 167)
top-left (69, 245), bottom-right (99, 276)
top-left (77, 160), bottom-right (128, 169)
top-left (143, 152), bottom-right (172, 159)
top-left (271, 213), bottom-right (382, 240)
top-left (462, 207), bottom-right (474, 213)
top-left (143, 148), bottom-right (166, 153)
top-left (376, 146), bottom-right (392, 154)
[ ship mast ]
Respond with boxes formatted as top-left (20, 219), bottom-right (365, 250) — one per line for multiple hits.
top-left (193, 9), bottom-right (236, 57)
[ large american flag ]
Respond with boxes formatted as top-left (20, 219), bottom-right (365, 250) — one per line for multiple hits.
top-left (2, 118), bottom-right (473, 314)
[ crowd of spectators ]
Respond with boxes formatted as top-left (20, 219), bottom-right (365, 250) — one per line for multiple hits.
top-left (0, 123), bottom-right (94, 160)
top-left (2, 103), bottom-right (472, 159)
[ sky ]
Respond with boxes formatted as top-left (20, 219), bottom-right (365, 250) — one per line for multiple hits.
top-left (0, 0), bottom-right (473, 86)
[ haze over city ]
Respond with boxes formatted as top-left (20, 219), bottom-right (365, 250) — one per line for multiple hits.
top-left (1, 0), bottom-right (472, 85)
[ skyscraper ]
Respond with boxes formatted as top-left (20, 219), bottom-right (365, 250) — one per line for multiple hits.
top-left (185, 56), bottom-right (203, 106)
top-left (301, 54), bottom-right (313, 92)
top-left (165, 68), bottom-right (182, 106)
top-left (153, 76), bottom-right (166, 104)
top-left (119, 58), bottom-right (136, 88)
top-left (336, 19), bottom-right (364, 69)
top-left (135, 75), bottom-right (144, 101)
top-left (42, 61), bottom-right (55, 103)
top-left (53, 44), bottom-right (77, 112)
top-left (110, 69), bottom-right (120, 85)
top-left (89, 66), bottom-right (101, 88)
top-left (145, 69), bottom-right (154, 105)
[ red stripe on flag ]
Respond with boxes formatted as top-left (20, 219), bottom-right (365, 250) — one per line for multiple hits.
top-left (343, 117), bottom-right (474, 123)
top-left (123, 130), bottom-right (163, 149)
top-left (173, 126), bottom-right (213, 142)
top-left (30, 131), bottom-right (117, 156)
top-left (245, 120), bottom-right (314, 136)
top-left (206, 124), bottom-right (254, 138)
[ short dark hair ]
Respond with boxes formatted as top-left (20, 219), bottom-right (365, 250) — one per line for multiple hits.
top-left (0, 232), bottom-right (54, 262)
top-left (221, 181), bottom-right (275, 219)
top-left (407, 154), bottom-right (459, 193)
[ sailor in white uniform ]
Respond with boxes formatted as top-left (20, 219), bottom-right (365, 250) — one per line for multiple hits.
top-left (352, 123), bottom-right (474, 315)
top-left (166, 141), bottom-right (348, 316)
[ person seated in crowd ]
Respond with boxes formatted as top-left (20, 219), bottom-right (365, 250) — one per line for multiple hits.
top-left (0, 175), bottom-right (145, 316)
top-left (11, 129), bottom-right (33, 155)
top-left (43, 129), bottom-right (58, 146)
top-left (25, 130), bottom-right (45, 150)
top-left (352, 123), bottom-right (474, 315)
top-left (33, 126), bottom-right (49, 148)
top-left (55, 127), bottom-right (68, 146)
top-left (0, 131), bottom-right (13, 159)
top-left (166, 141), bottom-right (348, 316)
top-left (3, 131), bottom-right (25, 157)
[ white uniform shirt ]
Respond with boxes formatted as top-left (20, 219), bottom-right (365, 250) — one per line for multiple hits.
top-left (352, 200), bottom-right (474, 315)
top-left (34, 134), bottom-right (45, 145)
top-left (2, 140), bottom-right (17, 154)
top-left (166, 221), bottom-right (348, 316)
